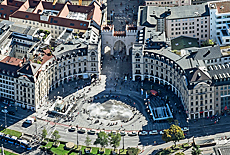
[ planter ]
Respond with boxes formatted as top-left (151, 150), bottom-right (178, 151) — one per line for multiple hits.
top-left (84, 147), bottom-right (91, 154)
top-left (52, 141), bottom-right (60, 147)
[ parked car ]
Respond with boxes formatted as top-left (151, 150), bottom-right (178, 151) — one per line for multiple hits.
top-left (1, 109), bottom-right (8, 114)
top-left (120, 131), bottom-right (126, 136)
top-left (159, 131), bottom-right (164, 135)
top-left (78, 128), bottom-right (86, 133)
top-left (88, 129), bottom-right (96, 135)
top-left (128, 131), bottom-right (137, 136)
top-left (182, 127), bottom-right (189, 132)
top-left (149, 130), bottom-right (158, 135)
top-left (8, 111), bottom-right (15, 115)
top-left (139, 131), bottom-right (148, 136)
top-left (68, 127), bottom-right (76, 132)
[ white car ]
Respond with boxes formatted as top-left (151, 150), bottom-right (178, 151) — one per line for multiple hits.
top-left (149, 130), bottom-right (158, 135)
top-left (159, 131), bottom-right (164, 135)
top-left (120, 131), bottom-right (126, 136)
top-left (128, 131), bottom-right (137, 136)
top-left (182, 127), bottom-right (189, 132)
top-left (139, 131), bottom-right (148, 136)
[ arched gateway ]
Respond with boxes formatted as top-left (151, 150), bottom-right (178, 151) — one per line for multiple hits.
top-left (101, 25), bottom-right (137, 55)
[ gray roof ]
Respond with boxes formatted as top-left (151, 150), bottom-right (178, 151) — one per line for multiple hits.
top-left (53, 39), bottom-right (88, 58)
top-left (186, 45), bottom-right (222, 60)
top-left (18, 61), bottom-right (41, 76)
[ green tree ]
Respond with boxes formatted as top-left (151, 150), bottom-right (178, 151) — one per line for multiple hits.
top-left (42, 128), bottom-right (47, 140)
top-left (203, 39), bottom-right (215, 46)
top-left (85, 134), bottom-right (92, 147)
top-left (109, 132), bottom-right (121, 151)
top-left (94, 131), bottom-right (109, 149)
top-left (191, 145), bottom-right (201, 155)
top-left (52, 130), bottom-right (60, 142)
top-left (162, 124), bottom-right (185, 146)
top-left (175, 152), bottom-right (185, 155)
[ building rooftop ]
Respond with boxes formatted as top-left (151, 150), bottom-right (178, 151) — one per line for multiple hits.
top-left (171, 36), bottom-right (199, 50)
top-left (139, 3), bottom-right (209, 26)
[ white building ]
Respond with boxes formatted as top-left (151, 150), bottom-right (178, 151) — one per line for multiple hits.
top-left (209, 1), bottom-right (230, 46)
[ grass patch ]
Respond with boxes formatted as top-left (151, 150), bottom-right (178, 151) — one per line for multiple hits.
top-left (91, 147), bottom-right (99, 154)
top-left (0, 149), bottom-right (18, 155)
top-left (0, 128), bottom-right (22, 138)
top-left (50, 144), bottom-right (69, 155)
top-left (104, 148), bottom-right (112, 154)
top-left (120, 149), bottom-right (127, 154)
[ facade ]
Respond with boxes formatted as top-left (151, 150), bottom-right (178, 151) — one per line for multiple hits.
top-left (209, 1), bottom-right (230, 46)
top-left (138, 4), bottom-right (210, 44)
top-left (145, 0), bottom-right (191, 7)
top-left (135, 3), bottom-right (230, 118)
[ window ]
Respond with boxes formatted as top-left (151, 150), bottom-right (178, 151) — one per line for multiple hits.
top-left (83, 24), bottom-right (86, 26)
top-left (54, 20), bottom-right (58, 23)
top-left (70, 23), bottom-right (74, 26)
top-left (80, 23), bottom-right (83, 26)
top-left (25, 15), bottom-right (29, 18)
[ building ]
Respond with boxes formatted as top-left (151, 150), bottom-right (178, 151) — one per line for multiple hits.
top-left (138, 3), bottom-right (210, 44)
top-left (209, 1), bottom-right (230, 46)
top-left (0, 0), bottom-right (102, 38)
top-left (145, 0), bottom-right (191, 7)
top-left (0, 17), bottom-right (101, 111)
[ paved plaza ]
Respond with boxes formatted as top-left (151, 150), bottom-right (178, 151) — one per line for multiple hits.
top-left (106, 0), bottom-right (141, 30)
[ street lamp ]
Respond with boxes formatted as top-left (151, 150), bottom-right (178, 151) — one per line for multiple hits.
top-left (4, 106), bottom-right (7, 128)
top-left (187, 118), bottom-right (189, 143)
top-left (123, 129), bottom-right (125, 150)
top-left (76, 125), bottom-right (79, 148)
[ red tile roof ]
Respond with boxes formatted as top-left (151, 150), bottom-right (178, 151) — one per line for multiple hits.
top-left (0, 56), bottom-right (23, 66)
top-left (1, 0), bottom-right (101, 30)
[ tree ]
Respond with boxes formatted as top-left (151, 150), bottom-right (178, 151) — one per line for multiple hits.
top-left (109, 132), bottom-right (121, 151)
top-left (94, 131), bottom-right (109, 149)
top-left (85, 134), bottom-right (92, 147)
top-left (52, 130), bottom-right (60, 142)
top-left (175, 152), bottom-right (185, 155)
top-left (162, 124), bottom-right (185, 146)
top-left (191, 145), bottom-right (201, 155)
top-left (42, 128), bottom-right (47, 140)
top-left (202, 39), bottom-right (215, 46)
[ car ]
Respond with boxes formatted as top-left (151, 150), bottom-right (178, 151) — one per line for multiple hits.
top-left (120, 131), bottom-right (126, 136)
top-left (182, 127), bottom-right (189, 132)
top-left (149, 130), bottom-right (158, 135)
top-left (78, 128), bottom-right (86, 133)
top-left (68, 127), bottom-right (76, 132)
top-left (8, 111), bottom-right (15, 115)
top-left (88, 129), bottom-right (96, 135)
top-left (128, 131), bottom-right (137, 136)
top-left (159, 131), bottom-right (164, 135)
top-left (139, 131), bottom-right (148, 136)
top-left (1, 109), bottom-right (8, 114)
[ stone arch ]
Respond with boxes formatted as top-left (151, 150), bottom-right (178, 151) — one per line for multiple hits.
top-left (127, 46), bottom-right (133, 55)
top-left (113, 40), bottom-right (126, 54)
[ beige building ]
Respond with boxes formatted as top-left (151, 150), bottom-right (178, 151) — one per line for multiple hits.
top-left (138, 3), bottom-right (210, 44)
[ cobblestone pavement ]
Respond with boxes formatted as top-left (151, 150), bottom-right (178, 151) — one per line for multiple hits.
top-left (106, 0), bottom-right (140, 30)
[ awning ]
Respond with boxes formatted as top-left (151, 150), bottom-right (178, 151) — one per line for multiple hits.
top-left (199, 111), bottom-right (204, 114)
top-left (150, 90), bottom-right (158, 96)
top-left (224, 106), bottom-right (228, 111)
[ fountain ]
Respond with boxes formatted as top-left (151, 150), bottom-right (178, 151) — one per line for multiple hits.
top-left (86, 100), bottom-right (134, 121)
